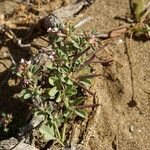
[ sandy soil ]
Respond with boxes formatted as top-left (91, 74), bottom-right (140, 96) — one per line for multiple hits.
top-left (71, 0), bottom-right (150, 150)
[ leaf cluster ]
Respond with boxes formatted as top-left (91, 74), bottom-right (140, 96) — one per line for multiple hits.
top-left (131, 0), bottom-right (150, 37)
top-left (14, 25), bottom-right (99, 146)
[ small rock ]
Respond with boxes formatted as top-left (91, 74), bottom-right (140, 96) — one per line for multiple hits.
top-left (129, 126), bottom-right (134, 132)
top-left (0, 137), bottom-right (18, 149)
top-left (0, 137), bottom-right (39, 150)
top-left (118, 39), bottom-right (123, 44)
top-left (15, 143), bottom-right (39, 150)
top-left (138, 129), bottom-right (142, 133)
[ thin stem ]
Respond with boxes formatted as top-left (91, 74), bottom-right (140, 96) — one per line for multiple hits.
top-left (76, 43), bottom-right (108, 72)
top-left (73, 46), bottom-right (91, 62)
top-left (77, 73), bottom-right (102, 79)
top-left (141, 6), bottom-right (150, 22)
top-left (62, 123), bottom-right (67, 143)
top-left (75, 104), bottom-right (99, 109)
top-left (54, 121), bottom-right (62, 142)
top-left (56, 138), bottom-right (64, 147)
top-left (83, 54), bottom-right (96, 66)
top-left (72, 79), bottom-right (94, 96)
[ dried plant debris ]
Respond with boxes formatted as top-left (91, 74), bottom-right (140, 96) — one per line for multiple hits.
top-left (40, 0), bottom-right (92, 30)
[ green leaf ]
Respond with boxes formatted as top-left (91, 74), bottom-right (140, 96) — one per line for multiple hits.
top-left (23, 93), bottom-right (31, 99)
top-left (66, 85), bottom-right (77, 97)
top-left (29, 65), bottom-right (39, 74)
top-left (49, 77), bottom-right (58, 86)
top-left (39, 125), bottom-right (55, 141)
top-left (55, 116), bottom-right (63, 127)
top-left (74, 109), bottom-right (87, 118)
top-left (79, 78), bottom-right (91, 88)
top-left (55, 37), bottom-right (63, 42)
top-left (14, 89), bottom-right (26, 99)
top-left (35, 110), bottom-right (47, 117)
top-left (71, 39), bottom-right (79, 48)
top-left (46, 107), bottom-right (52, 115)
top-left (45, 62), bottom-right (53, 69)
top-left (16, 72), bottom-right (22, 77)
top-left (49, 77), bottom-right (61, 89)
top-left (135, 27), bottom-right (150, 32)
top-left (56, 92), bottom-right (61, 102)
top-left (66, 78), bottom-right (73, 85)
top-left (64, 98), bottom-right (69, 108)
top-left (134, 0), bottom-right (145, 21)
top-left (71, 97), bottom-right (84, 106)
top-left (27, 71), bottom-right (33, 78)
top-left (48, 87), bottom-right (58, 98)
top-left (76, 66), bottom-right (91, 76)
top-left (62, 76), bottom-right (73, 85)
top-left (63, 111), bottom-right (70, 118)
top-left (60, 66), bottom-right (69, 73)
top-left (60, 73), bottom-right (67, 82)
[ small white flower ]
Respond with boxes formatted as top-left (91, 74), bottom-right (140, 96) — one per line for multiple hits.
top-left (47, 27), bottom-right (52, 32)
top-left (20, 58), bottom-right (25, 63)
top-left (49, 55), bottom-right (55, 61)
top-left (20, 58), bottom-right (31, 65)
top-left (47, 27), bottom-right (59, 33)
top-left (24, 79), bottom-right (29, 85)
top-left (26, 60), bottom-right (31, 65)
top-left (51, 51), bottom-right (56, 55)
top-left (53, 27), bottom-right (59, 32)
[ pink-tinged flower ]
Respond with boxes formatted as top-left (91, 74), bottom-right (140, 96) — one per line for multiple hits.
top-left (57, 31), bottom-right (66, 37)
top-left (47, 27), bottom-right (52, 32)
top-left (17, 63), bottom-right (27, 74)
top-left (47, 27), bottom-right (66, 37)
top-left (20, 58), bottom-right (31, 65)
top-left (49, 55), bottom-right (55, 61)
top-left (47, 27), bottom-right (59, 33)
top-left (48, 51), bottom-right (56, 61)
top-left (51, 51), bottom-right (56, 55)
top-left (17, 58), bottom-right (31, 74)
top-left (53, 27), bottom-right (59, 32)
top-left (88, 35), bottom-right (97, 45)
top-left (20, 58), bottom-right (25, 63)
top-left (24, 78), bottom-right (29, 85)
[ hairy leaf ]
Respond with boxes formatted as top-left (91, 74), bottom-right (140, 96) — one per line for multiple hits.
top-left (74, 109), bottom-right (87, 118)
top-left (48, 87), bottom-right (58, 98)
top-left (39, 125), bottom-right (55, 141)
top-left (79, 78), bottom-right (91, 88)
top-left (134, 0), bottom-right (145, 21)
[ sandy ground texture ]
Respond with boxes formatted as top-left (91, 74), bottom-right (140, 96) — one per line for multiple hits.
top-left (68, 0), bottom-right (150, 150)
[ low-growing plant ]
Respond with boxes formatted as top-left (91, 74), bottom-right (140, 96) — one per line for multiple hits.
top-left (13, 25), bottom-right (99, 146)
top-left (130, 0), bottom-right (150, 38)
top-left (0, 112), bottom-right (12, 133)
